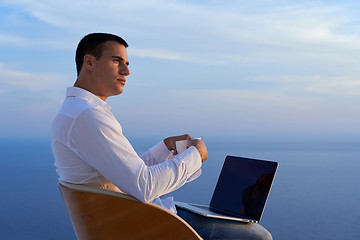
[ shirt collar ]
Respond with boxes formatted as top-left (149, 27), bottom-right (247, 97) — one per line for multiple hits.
top-left (66, 87), bottom-right (111, 110)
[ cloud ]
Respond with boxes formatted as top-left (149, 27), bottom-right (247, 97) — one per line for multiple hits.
top-left (254, 75), bottom-right (360, 96)
top-left (0, 32), bottom-right (76, 50)
top-left (3, 0), bottom-right (360, 66)
top-left (0, 62), bottom-right (64, 91)
top-left (117, 87), bottom-right (321, 118)
top-left (128, 48), bottom-right (189, 61)
top-left (0, 33), bottom-right (30, 47)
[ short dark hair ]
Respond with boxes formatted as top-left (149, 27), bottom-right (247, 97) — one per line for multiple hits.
top-left (75, 33), bottom-right (128, 76)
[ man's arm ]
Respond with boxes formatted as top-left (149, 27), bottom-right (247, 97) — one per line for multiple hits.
top-left (70, 108), bottom-right (202, 202)
top-left (139, 141), bottom-right (173, 166)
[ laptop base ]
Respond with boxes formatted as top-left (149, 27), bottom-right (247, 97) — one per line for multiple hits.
top-left (175, 201), bottom-right (258, 223)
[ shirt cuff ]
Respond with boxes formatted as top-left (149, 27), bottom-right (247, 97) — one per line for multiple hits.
top-left (148, 141), bottom-right (172, 161)
top-left (177, 146), bottom-right (202, 178)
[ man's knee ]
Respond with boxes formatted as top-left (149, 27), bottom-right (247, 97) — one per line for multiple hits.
top-left (250, 223), bottom-right (273, 240)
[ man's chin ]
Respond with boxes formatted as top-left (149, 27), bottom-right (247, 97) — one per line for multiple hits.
top-left (115, 88), bottom-right (124, 95)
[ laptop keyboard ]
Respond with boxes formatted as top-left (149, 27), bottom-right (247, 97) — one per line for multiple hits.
top-left (189, 203), bottom-right (211, 211)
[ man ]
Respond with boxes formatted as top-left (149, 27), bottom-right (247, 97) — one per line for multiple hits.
top-left (51, 33), bottom-right (207, 213)
top-left (51, 33), bottom-right (272, 239)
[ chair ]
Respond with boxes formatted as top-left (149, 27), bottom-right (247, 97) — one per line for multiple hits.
top-left (58, 181), bottom-right (202, 240)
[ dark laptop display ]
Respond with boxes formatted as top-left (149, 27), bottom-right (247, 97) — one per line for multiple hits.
top-left (175, 155), bottom-right (278, 222)
top-left (209, 156), bottom-right (278, 221)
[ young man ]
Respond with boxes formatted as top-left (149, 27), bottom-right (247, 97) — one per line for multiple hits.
top-left (51, 33), bottom-right (207, 213)
top-left (51, 33), bottom-right (272, 239)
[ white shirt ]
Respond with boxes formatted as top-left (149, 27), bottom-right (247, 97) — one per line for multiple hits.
top-left (51, 87), bottom-right (202, 213)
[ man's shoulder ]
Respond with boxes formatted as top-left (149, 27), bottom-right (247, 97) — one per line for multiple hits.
top-left (59, 97), bottom-right (102, 118)
top-left (52, 98), bottom-right (114, 140)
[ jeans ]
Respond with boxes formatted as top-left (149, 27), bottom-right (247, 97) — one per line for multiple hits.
top-left (177, 209), bottom-right (273, 240)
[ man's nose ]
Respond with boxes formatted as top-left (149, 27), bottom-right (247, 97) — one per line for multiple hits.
top-left (119, 65), bottom-right (130, 76)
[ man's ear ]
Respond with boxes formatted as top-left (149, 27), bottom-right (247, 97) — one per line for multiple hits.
top-left (83, 54), bottom-right (95, 71)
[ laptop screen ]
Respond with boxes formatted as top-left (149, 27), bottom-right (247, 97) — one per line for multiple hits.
top-left (209, 156), bottom-right (278, 221)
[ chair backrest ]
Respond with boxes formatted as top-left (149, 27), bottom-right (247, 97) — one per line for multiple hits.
top-left (59, 181), bottom-right (202, 240)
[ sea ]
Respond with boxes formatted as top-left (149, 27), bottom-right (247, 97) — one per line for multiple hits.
top-left (0, 136), bottom-right (359, 240)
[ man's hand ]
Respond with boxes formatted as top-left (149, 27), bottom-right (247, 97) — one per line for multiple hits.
top-left (188, 138), bottom-right (208, 162)
top-left (163, 134), bottom-right (208, 162)
top-left (163, 134), bottom-right (191, 155)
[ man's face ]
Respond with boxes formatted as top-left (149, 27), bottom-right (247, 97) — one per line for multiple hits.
top-left (91, 41), bottom-right (130, 100)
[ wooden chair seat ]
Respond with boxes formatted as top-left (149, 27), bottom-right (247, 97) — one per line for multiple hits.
top-left (59, 181), bottom-right (202, 240)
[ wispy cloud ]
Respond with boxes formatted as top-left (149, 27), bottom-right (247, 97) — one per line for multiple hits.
top-left (0, 62), bottom-right (64, 91)
top-left (254, 75), bottom-right (360, 96)
top-left (0, 32), bottom-right (76, 50)
top-left (3, 0), bottom-right (360, 66)
top-left (128, 48), bottom-right (188, 61)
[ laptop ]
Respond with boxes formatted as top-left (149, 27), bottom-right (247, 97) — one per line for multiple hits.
top-left (175, 155), bottom-right (278, 223)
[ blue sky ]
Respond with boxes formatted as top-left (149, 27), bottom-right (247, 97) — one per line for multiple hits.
top-left (0, 0), bottom-right (359, 140)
